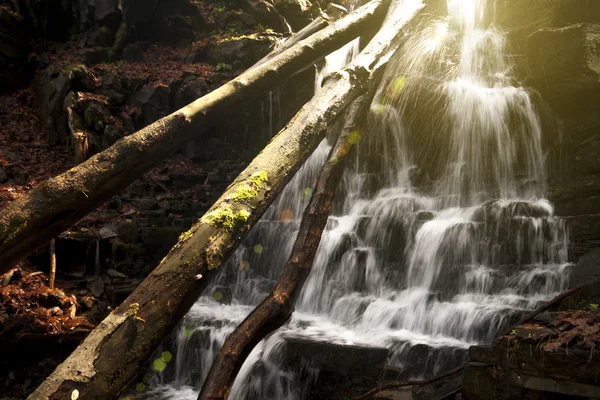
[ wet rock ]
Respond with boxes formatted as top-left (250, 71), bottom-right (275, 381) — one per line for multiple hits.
top-left (569, 248), bottom-right (600, 288)
top-left (412, 368), bottom-right (462, 400)
top-left (282, 336), bottom-right (389, 378)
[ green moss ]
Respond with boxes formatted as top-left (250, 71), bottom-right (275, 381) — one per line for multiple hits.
top-left (250, 171), bottom-right (268, 185)
top-left (178, 229), bottom-right (194, 242)
top-left (228, 171), bottom-right (268, 202)
top-left (230, 183), bottom-right (258, 201)
top-left (203, 207), bottom-right (251, 231)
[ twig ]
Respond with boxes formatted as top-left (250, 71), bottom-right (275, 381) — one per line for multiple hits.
top-left (353, 365), bottom-right (465, 400)
top-left (498, 280), bottom-right (597, 337)
top-left (49, 239), bottom-right (56, 289)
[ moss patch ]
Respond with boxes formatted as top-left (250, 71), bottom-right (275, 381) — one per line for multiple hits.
top-left (228, 171), bottom-right (268, 202)
top-left (203, 206), bottom-right (250, 231)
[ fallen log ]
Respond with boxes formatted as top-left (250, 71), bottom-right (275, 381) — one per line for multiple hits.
top-left (197, 1), bottom-right (429, 396)
top-left (26, 1), bottom-right (428, 398)
top-left (0, 0), bottom-right (392, 273)
top-left (252, 15), bottom-right (331, 68)
top-left (199, 92), bottom-right (372, 400)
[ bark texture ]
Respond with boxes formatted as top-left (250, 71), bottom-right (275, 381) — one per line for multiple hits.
top-left (198, 93), bottom-right (372, 400)
top-left (25, 4), bottom-right (413, 399)
top-left (0, 0), bottom-right (391, 273)
top-left (27, 2), bottom-right (425, 398)
top-left (196, 2), bottom-right (426, 396)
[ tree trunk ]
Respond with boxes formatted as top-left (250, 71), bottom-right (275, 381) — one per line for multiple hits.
top-left (252, 16), bottom-right (331, 68)
top-left (196, 2), bottom-right (426, 396)
top-left (25, 5), bottom-right (426, 400)
top-left (0, 0), bottom-right (391, 273)
top-left (198, 92), bottom-right (372, 400)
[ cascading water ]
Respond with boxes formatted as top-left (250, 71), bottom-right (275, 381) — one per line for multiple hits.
top-left (142, 0), bottom-right (571, 398)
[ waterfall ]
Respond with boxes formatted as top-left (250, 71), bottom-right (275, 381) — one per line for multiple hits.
top-left (141, 1), bottom-right (570, 399)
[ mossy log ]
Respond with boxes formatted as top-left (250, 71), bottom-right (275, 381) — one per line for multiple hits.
top-left (25, 2), bottom-right (424, 398)
top-left (0, 0), bottom-right (392, 273)
top-left (198, 92), bottom-right (373, 400)
top-left (198, 3), bottom-right (425, 397)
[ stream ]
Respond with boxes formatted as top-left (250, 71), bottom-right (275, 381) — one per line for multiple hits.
top-left (143, 0), bottom-right (571, 398)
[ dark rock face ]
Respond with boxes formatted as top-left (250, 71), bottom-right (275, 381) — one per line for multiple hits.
top-left (272, 0), bottom-right (313, 31)
top-left (243, 0), bottom-right (290, 33)
top-left (281, 336), bottom-right (390, 399)
top-left (493, 1), bottom-right (600, 259)
top-left (550, 0), bottom-right (600, 25)
top-left (525, 24), bottom-right (600, 257)
top-left (0, 8), bottom-right (32, 93)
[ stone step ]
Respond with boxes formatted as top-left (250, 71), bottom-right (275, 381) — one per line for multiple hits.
top-left (281, 335), bottom-right (390, 378)
top-left (385, 342), bottom-right (468, 382)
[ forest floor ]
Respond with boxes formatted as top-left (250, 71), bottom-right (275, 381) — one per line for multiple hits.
top-left (0, 20), bottom-right (246, 400)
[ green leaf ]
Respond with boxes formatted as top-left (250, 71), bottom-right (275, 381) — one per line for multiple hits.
top-left (390, 76), bottom-right (407, 94)
top-left (254, 244), bottom-right (264, 254)
top-left (161, 351), bottom-right (173, 362)
top-left (136, 383), bottom-right (146, 393)
top-left (143, 373), bottom-right (152, 384)
top-left (214, 291), bottom-right (223, 301)
top-left (153, 358), bottom-right (167, 372)
top-left (510, 329), bottom-right (517, 335)
top-left (183, 327), bottom-right (193, 337)
top-left (347, 130), bottom-right (361, 145)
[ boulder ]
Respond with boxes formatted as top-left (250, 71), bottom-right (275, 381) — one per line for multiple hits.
top-left (206, 35), bottom-right (277, 70)
top-left (172, 77), bottom-right (208, 109)
top-left (128, 84), bottom-right (171, 129)
top-left (272, 0), bottom-right (313, 31)
top-left (282, 336), bottom-right (389, 378)
top-left (243, 0), bottom-right (290, 33)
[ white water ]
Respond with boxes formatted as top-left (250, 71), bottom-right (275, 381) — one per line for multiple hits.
top-left (140, 1), bottom-right (570, 399)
